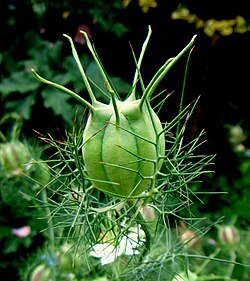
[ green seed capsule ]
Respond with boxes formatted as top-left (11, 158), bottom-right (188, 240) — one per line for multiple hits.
top-left (83, 98), bottom-right (165, 197)
top-left (31, 26), bottom-right (196, 198)
top-left (0, 141), bottom-right (31, 177)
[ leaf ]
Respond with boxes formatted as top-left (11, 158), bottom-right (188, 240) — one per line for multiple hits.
top-left (41, 88), bottom-right (75, 123)
top-left (0, 225), bottom-right (12, 239)
top-left (5, 93), bottom-right (36, 120)
top-left (2, 237), bottom-right (20, 254)
top-left (0, 71), bottom-right (40, 97)
top-left (111, 22), bottom-right (129, 37)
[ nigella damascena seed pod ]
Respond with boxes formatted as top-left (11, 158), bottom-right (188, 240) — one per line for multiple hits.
top-left (82, 98), bottom-right (165, 197)
top-left (29, 264), bottom-right (51, 281)
top-left (218, 225), bottom-right (240, 247)
top-left (31, 26), bottom-right (196, 198)
top-left (0, 141), bottom-right (31, 177)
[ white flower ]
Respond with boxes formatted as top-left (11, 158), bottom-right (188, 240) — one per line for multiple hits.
top-left (89, 226), bottom-right (145, 265)
top-left (90, 243), bottom-right (121, 265)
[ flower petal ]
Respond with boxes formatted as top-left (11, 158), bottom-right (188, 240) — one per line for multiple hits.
top-left (12, 225), bottom-right (31, 237)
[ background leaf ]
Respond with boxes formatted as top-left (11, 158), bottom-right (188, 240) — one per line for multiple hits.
top-left (41, 88), bottom-right (76, 123)
top-left (5, 93), bottom-right (36, 120)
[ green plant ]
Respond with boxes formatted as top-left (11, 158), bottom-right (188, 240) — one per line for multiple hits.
top-left (31, 26), bottom-right (196, 198)
top-left (22, 26), bottom-right (222, 280)
top-left (0, 113), bottom-right (52, 279)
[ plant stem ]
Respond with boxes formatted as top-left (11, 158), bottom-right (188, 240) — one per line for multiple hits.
top-left (41, 189), bottom-right (56, 281)
top-left (31, 68), bottom-right (93, 110)
top-left (224, 250), bottom-right (236, 281)
top-left (63, 34), bottom-right (97, 105)
top-left (127, 201), bottom-right (151, 260)
top-left (130, 25), bottom-right (152, 100)
top-left (139, 34), bottom-right (197, 109)
top-left (176, 46), bottom-right (195, 138)
top-left (195, 248), bottom-right (221, 275)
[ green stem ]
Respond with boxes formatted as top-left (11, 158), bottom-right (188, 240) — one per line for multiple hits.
top-left (127, 201), bottom-right (151, 260)
top-left (83, 31), bottom-right (121, 124)
top-left (41, 189), bottom-right (56, 281)
top-left (111, 96), bottom-right (120, 125)
top-left (224, 250), bottom-right (236, 281)
top-left (80, 30), bottom-right (120, 100)
top-left (129, 25), bottom-right (152, 100)
top-left (138, 211), bottom-right (151, 260)
top-left (195, 248), bottom-right (221, 275)
top-left (176, 46), bottom-right (195, 138)
top-left (63, 34), bottom-right (97, 105)
top-left (31, 68), bottom-right (93, 110)
top-left (0, 112), bottom-right (23, 141)
top-left (139, 34), bottom-right (197, 109)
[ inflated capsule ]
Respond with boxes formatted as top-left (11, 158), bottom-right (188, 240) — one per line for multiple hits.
top-left (31, 26), bottom-right (196, 197)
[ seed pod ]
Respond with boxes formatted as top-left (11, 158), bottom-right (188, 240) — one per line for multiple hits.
top-left (31, 26), bottom-right (196, 198)
top-left (29, 264), bottom-right (51, 281)
top-left (0, 141), bottom-right (31, 177)
top-left (83, 98), bottom-right (165, 197)
top-left (218, 225), bottom-right (239, 247)
top-left (32, 162), bottom-right (51, 186)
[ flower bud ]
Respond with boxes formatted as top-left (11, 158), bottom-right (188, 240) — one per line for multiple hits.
top-left (178, 221), bottom-right (200, 250)
top-left (179, 230), bottom-right (200, 250)
top-left (29, 264), bottom-right (51, 281)
top-left (32, 162), bottom-right (51, 186)
top-left (0, 141), bottom-right (31, 178)
top-left (228, 125), bottom-right (245, 145)
top-left (218, 225), bottom-right (239, 247)
top-left (140, 205), bottom-right (156, 221)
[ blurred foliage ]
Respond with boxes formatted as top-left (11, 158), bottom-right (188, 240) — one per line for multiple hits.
top-left (171, 4), bottom-right (250, 38)
top-left (0, 31), bottom-right (130, 127)
top-left (0, 0), bottom-right (131, 135)
top-left (0, 113), bottom-right (50, 278)
top-left (214, 124), bottom-right (250, 225)
top-left (1, 33), bottom-right (77, 123)
top-left (193, 124), bottom-right (250, 228)
top-left (122, 0), bottom-right (158, 13)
